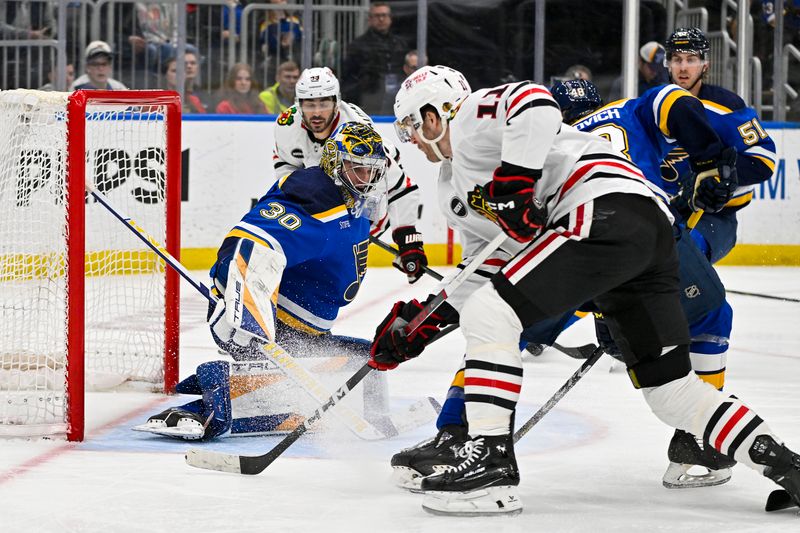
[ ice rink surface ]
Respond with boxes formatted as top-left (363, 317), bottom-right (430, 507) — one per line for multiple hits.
top-left (1, 265), bottom-right (799, 532)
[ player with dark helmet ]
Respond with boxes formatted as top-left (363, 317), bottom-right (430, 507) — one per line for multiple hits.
top-left (664, 27), bottom-right (711, 95)
top-left (550, 79), bottom-right (604, 124)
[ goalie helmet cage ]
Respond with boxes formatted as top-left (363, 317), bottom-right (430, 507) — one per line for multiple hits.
top-left (0, 90), bottom-right (182, 441)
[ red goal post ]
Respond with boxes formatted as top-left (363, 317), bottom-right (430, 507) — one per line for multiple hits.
top-left (0, 90), bottom-right (182, 441)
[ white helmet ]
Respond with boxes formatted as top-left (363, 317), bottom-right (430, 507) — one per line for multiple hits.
top-left (295, 67), bottom-right (340, 104)
top-left (393, 65), bottom-right (471, 151)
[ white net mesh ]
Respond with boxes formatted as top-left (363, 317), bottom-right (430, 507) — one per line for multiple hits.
top-left (0, 90), bottom-right (172, 437)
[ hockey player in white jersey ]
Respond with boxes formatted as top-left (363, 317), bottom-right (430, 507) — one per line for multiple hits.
top-left (368, 65), bottom-right (800, 516)
top-left (273, 67), bottom-right (428, 283)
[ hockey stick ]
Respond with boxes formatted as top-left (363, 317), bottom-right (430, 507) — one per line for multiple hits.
top-left (86, 182), bottom-right (389, 441)
top-left (513, 345), bottom-right (604, 442)
top-left (371, 236), bottom-right (598, 361)
top-left (369, 235), bottom-right (445, 281)
top-left (727, 290), bottom-right (800, 304)
top-left (185, 233), bottom-right (508, 475)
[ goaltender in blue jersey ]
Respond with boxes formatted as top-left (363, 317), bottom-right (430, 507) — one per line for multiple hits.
top-left (134, 122), bottom-right (395, 441)
top-left (211, 165), bottom-right (371, 336)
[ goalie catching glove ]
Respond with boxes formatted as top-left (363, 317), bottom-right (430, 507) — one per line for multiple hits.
top-left (671, 147), bottom-right (738, 219)
top-left (480, 163), bottom-right (547, 243)
top-left (370, 297), bottom-right (453, 370)
top-left (391, 226), bottom-right (428, 284)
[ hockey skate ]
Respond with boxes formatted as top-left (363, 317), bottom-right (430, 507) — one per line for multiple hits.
top-left (390, 424), bottom-right (469, 491)
top-left (662, 429), bottom-right (736, 489)
top-left (132, 407), bottom-right (209, 440)
top-left (421, 435), bottom-right (522, 516)
top-left (748, 435), bottom-right (800, 512)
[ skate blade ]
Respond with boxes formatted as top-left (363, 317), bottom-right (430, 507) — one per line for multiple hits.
top-left (391, 466), bottom-right (423, 492)
top-left (765, 489), bottom-right (800, 512)
top-left (662, 462), bottom-right (731, 489)
top-left (131, 422), bottom-right (204, 440)
top-left (422, 485), bottom-right (523, 516)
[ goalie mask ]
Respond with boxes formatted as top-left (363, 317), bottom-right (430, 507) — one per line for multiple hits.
top-left (321, 122), bottom-right (388, 219)
top-left (393, 65), bottom-right (471, 160)
top-left (550, 80), bottom-right (603, 124)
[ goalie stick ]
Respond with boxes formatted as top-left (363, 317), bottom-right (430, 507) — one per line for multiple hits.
top-left (185, 233), bottom-right (508, 475)
top-left (371, 236), bottom-right (598, 360)
top-left (87, 182), bottom-right (405, 442)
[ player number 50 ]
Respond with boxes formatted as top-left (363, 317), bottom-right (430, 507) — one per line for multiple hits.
top-left (259, 202), bottom-right (302, 230)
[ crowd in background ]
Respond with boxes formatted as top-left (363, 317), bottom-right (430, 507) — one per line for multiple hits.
top-left (2, 0), bottom-right (799, 117)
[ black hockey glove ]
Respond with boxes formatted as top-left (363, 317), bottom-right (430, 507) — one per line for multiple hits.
top-left (593, 313), bottom-right (624, 362)
top-left (480, 166), bottom-right (547, 243)
top-left (370, 298), bottom-right (447, 370)
top-left (391, 226), bottom-right (428, 284)
top-left (672, 147), bottom-right (738, 219)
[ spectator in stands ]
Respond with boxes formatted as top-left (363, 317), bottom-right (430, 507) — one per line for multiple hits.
top-left (1, 1), bottom-right (52, 39)
top-left (39, 59), bottom-right (75, 91)
top-left (608, 41), bottom-right (669, 101)
top-left (71, 41), bottom-right (128, 90)
top-left (215, 63), bottom-right (267, 114)
top-left (129, 3), bottom-right (199, 72)
top-left (259, 60), bottom-right (300, 114)
top-left (342, 2), bottom-right (407, 114)
top-left (163, 55), bottom-right (206, 114)
top-left (763, 0), bottom-right (800, 37)
top-left (564, 64), bottom-right (592, 81)
top-left (402, 50), bottom-right (419, 77)
top-left (259, 0), bottom-right (302, 83)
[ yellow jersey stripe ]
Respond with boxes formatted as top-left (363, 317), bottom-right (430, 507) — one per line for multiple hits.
top-left (701, 100), bottom-right (733, 114)
top-left (277, 308), bottom-right (327, 336)
top-left (726, 192), bottom-right (753, 208)
top-left (752, 155), bottom-right (776, 172)
top-left (226, 228), bottom-right (274, 250)
top-left (312, 204), bottom-right (348, 221)
top-left (658, 89), bottom-right (690, 136)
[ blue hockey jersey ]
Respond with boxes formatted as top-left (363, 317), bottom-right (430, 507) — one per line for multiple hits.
top-left (211, 166), bottom-right (371, 335)
top-left (571, 84), bottom-right (723, 195)
top-left (660, 85), bottom-right (777, 211)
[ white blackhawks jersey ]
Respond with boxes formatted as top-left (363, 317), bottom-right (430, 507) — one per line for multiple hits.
top-left (437, 81), bottom-right (672, 312)
top-left (272, 101), bottom-right (421, 235)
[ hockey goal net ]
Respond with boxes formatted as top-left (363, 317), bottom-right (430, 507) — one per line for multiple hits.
top-left (0, 90), bottom-right (181, 441)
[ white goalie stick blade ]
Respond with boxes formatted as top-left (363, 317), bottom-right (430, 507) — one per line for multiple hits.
top-left (422, 485), bottom-right (523, 516)
top-left (662, 462), bottom-right (732, 489)
top-left (185, 449), bottom-right (242, 474)
top-left (390, 397), bottom-right (442, 436)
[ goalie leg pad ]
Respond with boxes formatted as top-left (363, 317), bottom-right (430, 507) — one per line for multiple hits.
top-left (196, 360), bottom-right (233, 439)
top-left (209, 238), bottom-right (287, 356)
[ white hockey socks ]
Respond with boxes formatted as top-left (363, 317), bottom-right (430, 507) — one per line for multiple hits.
top-left (460, 283), bottom-right (524, 437)
top-left (643, 372), bottom-right (776, 473)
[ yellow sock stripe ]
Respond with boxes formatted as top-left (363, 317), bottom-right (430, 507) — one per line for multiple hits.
top-left (696, 370), bottom-right (726, 390)
top-left (451, 369), bottom-right (465, 388)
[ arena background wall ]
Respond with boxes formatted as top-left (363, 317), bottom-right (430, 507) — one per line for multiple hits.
top-left (178, 116), bottom-right (800, 270)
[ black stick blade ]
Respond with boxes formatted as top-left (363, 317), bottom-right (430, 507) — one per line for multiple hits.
top-left (765, 489), bottom-right (798, 512)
